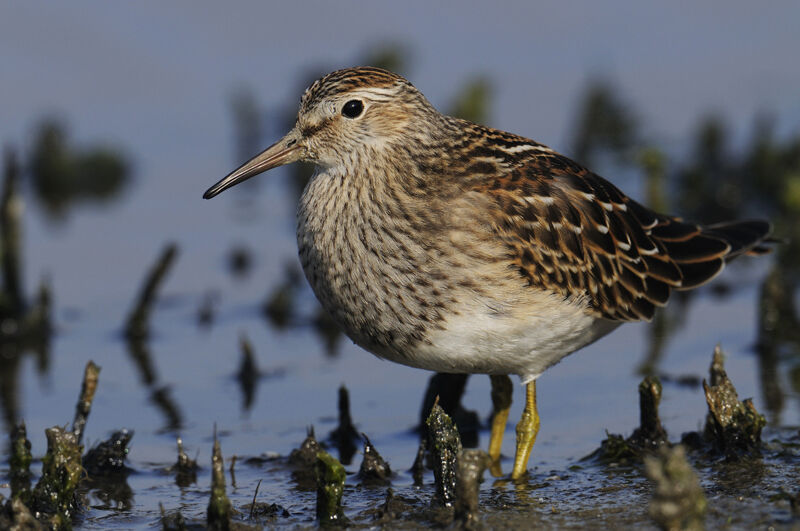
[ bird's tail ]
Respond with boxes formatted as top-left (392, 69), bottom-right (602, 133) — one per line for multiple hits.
top-left (649, 218), bottom-right (774, 290)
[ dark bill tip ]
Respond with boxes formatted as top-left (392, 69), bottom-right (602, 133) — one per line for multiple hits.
top-left (203, 138), bottom-right (302, 199)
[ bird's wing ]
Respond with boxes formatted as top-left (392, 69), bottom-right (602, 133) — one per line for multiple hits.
top-left (475, 150), bottom-right (770, 321)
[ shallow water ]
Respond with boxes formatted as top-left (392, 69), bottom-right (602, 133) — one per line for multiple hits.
top-left (1, 165), bottom-right (796, 528)
top-left (2, 5), bottom-right (800, 526)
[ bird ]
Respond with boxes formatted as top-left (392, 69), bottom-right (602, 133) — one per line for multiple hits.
top-left (204, 66), bottom-right (772, 479)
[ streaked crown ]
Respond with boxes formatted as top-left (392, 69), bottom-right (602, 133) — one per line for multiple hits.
top-left (301, 67), bottom-right (406, 107)
top-left (292, 67), bottom-right (438, 167)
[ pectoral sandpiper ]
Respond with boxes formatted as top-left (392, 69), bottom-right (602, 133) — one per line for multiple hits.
top-left (204, 67), bottom-right (772, 479)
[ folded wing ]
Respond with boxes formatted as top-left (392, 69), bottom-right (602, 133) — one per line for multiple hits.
top-left (481, 152), bottom-right (772, 321)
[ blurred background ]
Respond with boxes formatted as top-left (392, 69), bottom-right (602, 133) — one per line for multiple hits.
top-left (1, 1), bottom-right (799, 527)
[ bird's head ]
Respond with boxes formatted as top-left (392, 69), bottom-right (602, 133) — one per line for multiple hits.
top-left (203, 67), bottom-right (435, 199)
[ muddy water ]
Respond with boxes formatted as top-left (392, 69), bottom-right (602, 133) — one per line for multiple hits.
top-left (3, 4), bottom-right (800, 527)
top-left (2, 167), bottom-right (796, 528)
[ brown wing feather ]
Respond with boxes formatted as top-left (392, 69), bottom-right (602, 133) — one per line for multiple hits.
top-left (479, 150), bottom-right (772, 322)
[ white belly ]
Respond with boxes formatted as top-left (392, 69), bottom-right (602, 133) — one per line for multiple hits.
top-left (391, 292), bottom-right (620, 383)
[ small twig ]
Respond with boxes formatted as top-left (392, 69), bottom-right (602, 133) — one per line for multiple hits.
top-left (72, 360), bottom-right (101, 445)
top-left (249, 479), bottom-right (262, 520)
top-left (207, 429), bottom-right (232, 530)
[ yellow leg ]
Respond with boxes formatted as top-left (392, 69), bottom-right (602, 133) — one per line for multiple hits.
top-left (488, 375), bottom-right (513, 463)
top-left (511, 381), bottom-right (539, 480)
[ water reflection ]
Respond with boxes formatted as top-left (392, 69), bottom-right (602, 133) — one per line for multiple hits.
top-left (0, 148), bottom-right (52, 432)
top-left (261, 263), bottom-right (302, 330)
top-left (757, 266), bottom-right (800, 425)
top-left (81, 429), bottom-right (135, 511)
top-left (125, 338), bottom-right (183, 432)
top-left (328, 385), bottom-right (358, 465)
top-left (28, 119), bottom-right (130, 220)
top-left (123, 244), bottom-right (184, 432)
top-left (234, 334), bottom-right (287, 414)
top-left (0, 41), bottom-right (799, 527)
top-left (236, 335), bottom-right (259, 412)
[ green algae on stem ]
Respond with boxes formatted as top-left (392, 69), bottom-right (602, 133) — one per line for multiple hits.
top-left (315, 450), bottom-right (347, 526)
top-left (454, 449), bottom-right (490, 530)
top-left (5, 357), bottom-right (103, 528)
top-left (10, 422), bottom-right (33, 505)
top-left (289, 426), bottom-right (321, 468)
top-left (82, 429), bottom-right (133, 477)
top-left (703, 345), bottom-right (766, 457)
top-left (587, 375), bottom-right (668, 463)
top-left (426, 401), bottom-right (462, 508)
top-left (419, 373), bottom-right (479, 448)
top-left (645, 445), bottom-right (707, 531)
top-left (31, 427), bottom-right (83, 530)
top-left (171, 437), bottom-right (199, 487)
top-left (357, 433), bottom-right (391, 484)
top-left (207, 433), bottom-right (233, 531)
top-left (629, 375), bottom-right (669, 450)
top-left (289, 427), bottom-right (322, 490)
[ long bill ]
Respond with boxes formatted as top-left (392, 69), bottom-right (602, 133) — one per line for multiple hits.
top-left (203, 131), bottom-right (304, 199)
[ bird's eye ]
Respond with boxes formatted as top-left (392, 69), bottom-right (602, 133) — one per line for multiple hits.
top-left (341, 100), bottom-right (364, 119)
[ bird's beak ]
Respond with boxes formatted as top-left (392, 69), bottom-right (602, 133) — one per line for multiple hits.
top-left (203, 130), bottom-right (304, 199)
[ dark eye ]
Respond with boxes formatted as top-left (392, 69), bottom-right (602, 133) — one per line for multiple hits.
top-left (341, 99), bottom-right (364, 118)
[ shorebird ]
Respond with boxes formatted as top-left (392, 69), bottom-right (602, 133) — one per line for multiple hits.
top-left (204, 67), bottom-right (772, 479)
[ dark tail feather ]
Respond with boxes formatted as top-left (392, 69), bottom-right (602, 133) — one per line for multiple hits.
top-left (658, 219), bottom-right (773, 290)
top-left (704, 220), bottom-right (773, 258)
